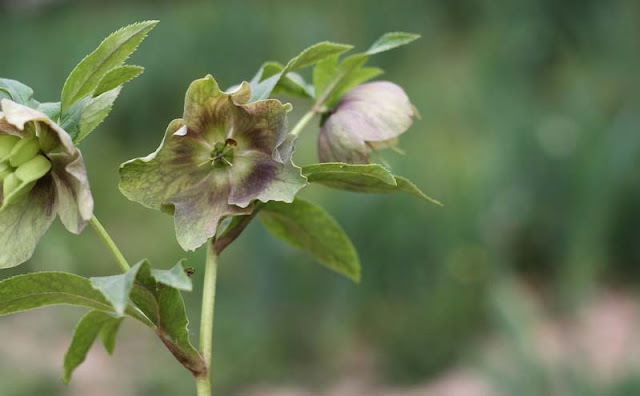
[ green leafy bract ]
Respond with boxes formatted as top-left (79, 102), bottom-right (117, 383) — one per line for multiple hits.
top-left (0, 79), bottom-right (38, 108)
top-left (94, 65), bottom-right (144, 96)
top-left (259, 198), bottom-right (360, 282)
top-left (312, 32), bottom-right (419, 108)
top-left (61, 21), bottom-right (157, 112)
top-left (366, 32), bottom-right (421, 55)
top-left (302, 162), bottom-right (442, 206)
top-left (250, 41), bottom-right (352, 101)
top-left (0, 272), bottom-right (150, 325)
top-left (63, 310), bottom-right (121, 383)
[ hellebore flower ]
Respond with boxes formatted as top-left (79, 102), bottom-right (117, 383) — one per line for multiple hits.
top-left (0, 99), bottom-right (93, 268)
top-left (119, 75), bottom-right (307, 251)
top-left (318, 81), bottom-right (417, 164)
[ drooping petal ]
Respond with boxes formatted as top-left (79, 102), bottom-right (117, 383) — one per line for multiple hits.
top-left (167, 172), bottom-right (252, 251)
top-left (318, 81), bottom-right (416, 164)
top-left (0, 178), bottom-right (56, 268)
top-left (49, 150), bottom-right (94, 234)
top-left (228, 151), bottom-right (306, 208)
top-left (1, 99), bottom-right (76, 154)
top-left (1, 99), bottom-right (93, 233)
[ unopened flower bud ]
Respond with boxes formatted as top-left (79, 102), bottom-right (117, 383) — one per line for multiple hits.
top-left (9, 136), bottom-right (40, 167)
top-left (15, 155), bottom-right (51, 183)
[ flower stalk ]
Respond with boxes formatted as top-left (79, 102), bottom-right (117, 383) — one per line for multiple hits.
top-left (196, 241), bottom-right (219, 396)
top-left (89, 216), bottom-right (131, 272)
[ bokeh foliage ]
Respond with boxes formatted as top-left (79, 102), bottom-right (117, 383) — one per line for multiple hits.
top-left (1, 0), bottom-right (639, 394)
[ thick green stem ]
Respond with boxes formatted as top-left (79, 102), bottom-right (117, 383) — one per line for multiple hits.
top-left (196, 242), bottom-right (219, 396)
top-left (90, 216), bottom-right (130, 272)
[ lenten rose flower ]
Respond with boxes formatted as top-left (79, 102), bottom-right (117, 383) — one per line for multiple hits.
top-left (318, 81), bottom-right (417, 164)
top-left (0, 99), bottom-right (93, 268)
top-left (119, 75), bottom-right (307, 251)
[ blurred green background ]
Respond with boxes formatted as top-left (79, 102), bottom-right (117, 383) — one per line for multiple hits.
top-left (1, 0), bottom-right (640, 395)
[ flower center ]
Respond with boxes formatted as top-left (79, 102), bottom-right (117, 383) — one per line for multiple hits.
top-left (209, 138), bottom-right (237, 168)
top-left (0, 134), bottom-right (51, 206)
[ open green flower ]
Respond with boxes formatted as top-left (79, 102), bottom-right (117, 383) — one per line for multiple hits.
top-left (318, 81), bottom-right (417, 164)
top-left (0, 99), bottom-right (93, 268)
top-left (120, 75), bottom-right (307, 251)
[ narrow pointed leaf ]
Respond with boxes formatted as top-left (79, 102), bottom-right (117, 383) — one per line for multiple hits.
top-left (94, 65), bottom-right (144, 96)
top-left (0, 272), bottom-right (152, 325)
top-left (259, 198), bottom-right (360, 282)
top-left (286, 41), bottom-right (353, 70)
top-left (63, 310), bottom-right (115, 383)
top-left (302, 163), bottom-right (397, 189)
top-left (366, 32), bottom-right (421, 55)
top-left (0, 272), bottom-right (113, 315)
top-left (61, 20), bottom-right (157, 111)
top-left (302, 163), bottom-right (442, 206)
top-left (251, 42), bottom-right (351, 101)
top-left (76, 87), bottom-right (121, 143)
top-left (100, 317), bottom-right (124, 355)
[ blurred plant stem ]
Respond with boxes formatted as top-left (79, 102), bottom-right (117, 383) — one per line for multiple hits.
top-left (290, 109), bottom-right (316, 136)
top-left (196, 241), bottom-right (219, 396)
top-left (89, 216), bottom-right (130, 272)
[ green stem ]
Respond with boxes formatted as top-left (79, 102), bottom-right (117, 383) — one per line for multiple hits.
top-left (196, 241), bottom-right (219, 396)
top-left (290, 109), bottom-right (316, 137)
top-left (90, 216), bottom-right (130, 272)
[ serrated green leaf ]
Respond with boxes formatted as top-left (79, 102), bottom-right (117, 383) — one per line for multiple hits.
top-left (249, 62), bottom-right (313, 99)
top-left (250, 41), bottom-right (351, 101)
top-left (287, 41), bottom-right (353, 70)
top-left (0, 78), bottom-right (37, 107)
top-left (313, 54), bottom-right (369, 108)
top-left (59, 96), bottom-right (90, 141)
top-left (94, 65), bottom-right (144, 96)
top-left (302, 162), bottom-right (397, 188)
top-left (0, 272), bottom-right (152, 326)
top-left (76, 87), bottom-right (121, 143)
top-left (313, 32), bottom-right (419, 108)
top-left (90, 262), bottom-right (142, 316)
top-left (259, 198), bottom-right (360, 282)
top-left (63, 310), bottom-right (115, 383)
top-left (151, 261), bottom-right (193, 291)
top-left (366, 32), bottom-right (421, 55)
top-left (61, 20), bottom-right (157, 112)
top-left (302, 163), bottom-right (442, 206)
top-left (100, 316), bottom-right (124, 355)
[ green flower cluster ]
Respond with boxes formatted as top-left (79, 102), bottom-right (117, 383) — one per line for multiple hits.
top-left (0, 135), bottom-right (52, 209)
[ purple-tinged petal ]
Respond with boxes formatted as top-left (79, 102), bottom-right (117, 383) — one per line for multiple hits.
top-left (318, 81), bottom-right (416, 164)
top-left (231, 99), bottom-right (292, 157)
top-left (167, 172), bottom-right (252, 251)
top-left (228, 151), bottom-right (306, 208)
top-left (119, 119), bottom-right (213, 212)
